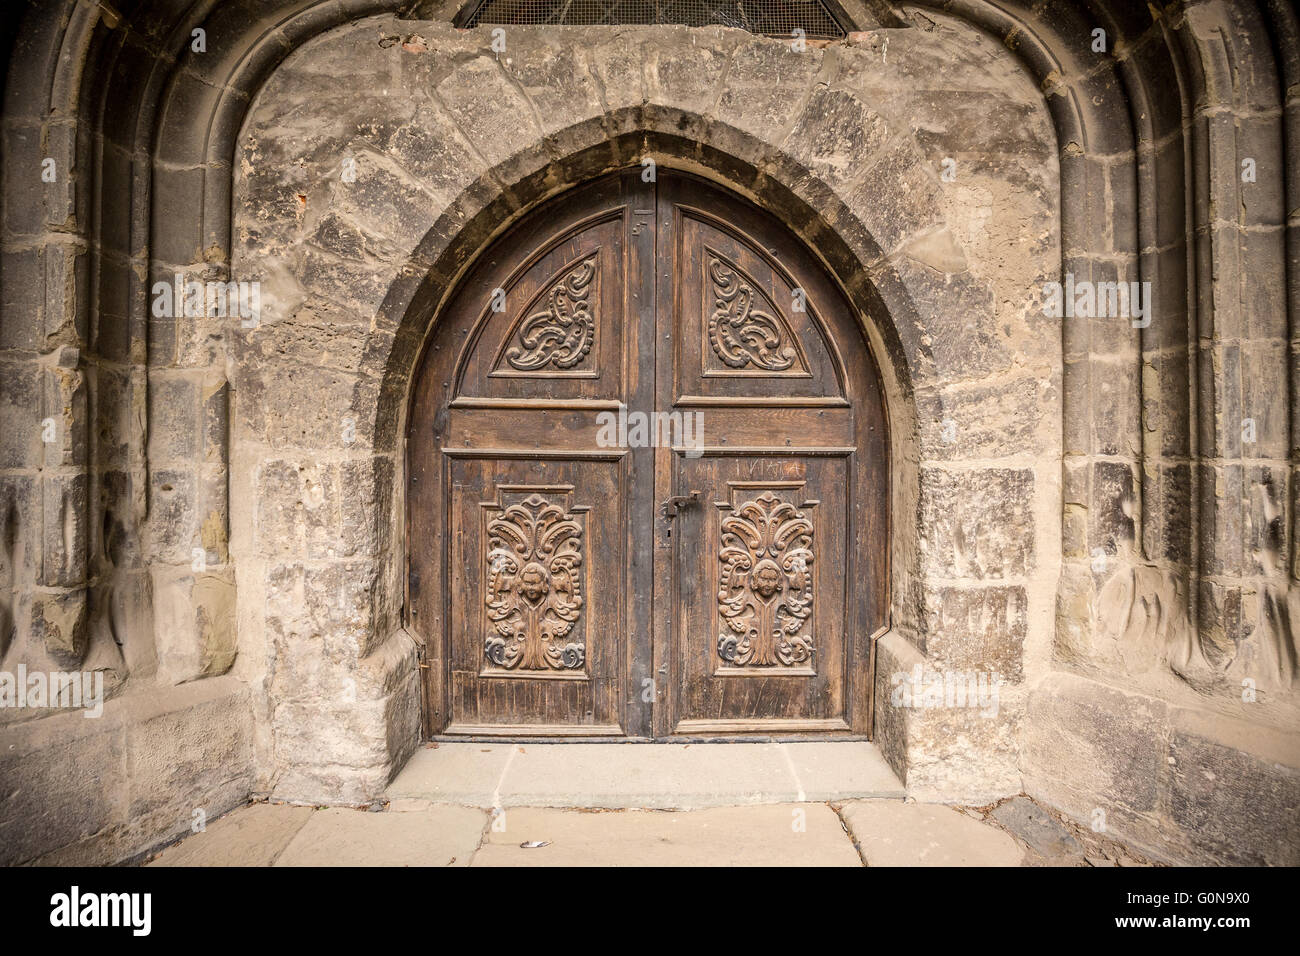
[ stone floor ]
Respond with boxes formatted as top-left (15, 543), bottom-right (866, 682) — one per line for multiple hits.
top-left (386, 741), bottom-right (906, 808)
top-left (145, 743), bottom-right (1160, 867)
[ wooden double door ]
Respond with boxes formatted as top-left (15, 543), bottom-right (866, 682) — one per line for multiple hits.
top-left (407, 171), bottom-right (887, 738)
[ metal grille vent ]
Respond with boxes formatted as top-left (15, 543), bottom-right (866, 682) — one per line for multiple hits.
top-left (461, 0), bottom-right (850, 39)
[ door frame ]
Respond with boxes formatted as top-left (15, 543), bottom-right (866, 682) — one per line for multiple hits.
top-left (404, 167), bottom-right (891, 741)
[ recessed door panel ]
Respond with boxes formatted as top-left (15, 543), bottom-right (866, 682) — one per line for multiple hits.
top-left (665, 452), bottom-right (851, 733)
top-left (454, 211), bottom-right (627, 405)
top-left (444, 454), bottom-right (628, 734)
top-left (668, 192), bottom-right (847, 407)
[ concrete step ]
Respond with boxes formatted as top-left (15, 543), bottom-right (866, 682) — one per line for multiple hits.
top-left (385, 740), bottom-right (905, 809)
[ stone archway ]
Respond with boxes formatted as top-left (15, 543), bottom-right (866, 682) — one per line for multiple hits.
top-left (229, 17), bottom-right (1059, 805)
top-left (3, 0), bottom-right (1296, 869)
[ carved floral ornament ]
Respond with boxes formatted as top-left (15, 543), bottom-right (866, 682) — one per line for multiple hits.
top-left (484, 492), bottom-right (586, 671)
top-left (717, 490), bottom-right (815, 667)
top-left (707, 252), bottom-right (803, 372)
top-left (501, 253), bottom-right (598, 371)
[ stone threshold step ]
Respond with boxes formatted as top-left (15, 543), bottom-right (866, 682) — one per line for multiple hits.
top-left (385, 740), bottom-right (905, 809)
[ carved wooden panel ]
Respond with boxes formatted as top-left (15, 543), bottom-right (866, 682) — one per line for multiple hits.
top-left (483, 488), bottom-right (587, 674)
top-left (717, 486), bottom-right (816, 669)
top-left (444, 454), bottom-right (630, 734)
top-left (666, 454), bottom-right (850, 732)
top-left (492, 253), bottom-right (599, 375)
top-left (452, 208), bottom-right (629, 406)
top-left (705, 250), bottom-right (808, 376)
top-left (666, 184), bottom-right (847, 407)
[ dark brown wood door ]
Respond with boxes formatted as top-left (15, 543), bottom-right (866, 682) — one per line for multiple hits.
top-left (407, 171), bottom-right (887, 738)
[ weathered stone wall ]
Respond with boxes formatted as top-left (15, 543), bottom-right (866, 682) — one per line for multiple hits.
top-left (985, 0), bottom-right (1300, 866)
top-left (0, 677), bottom-right (253, 864)
top-left (227, 13), bottom-right (1061, 806)
top-left (0, 0), bottom-right (269, 865)
top-left (1, 0), bottom-right (1297, 866)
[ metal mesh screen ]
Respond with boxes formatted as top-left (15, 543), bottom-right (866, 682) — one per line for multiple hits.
top-left (462, 0), bottom-right (849, 39)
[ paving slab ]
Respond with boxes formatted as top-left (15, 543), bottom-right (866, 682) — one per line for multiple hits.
top-left (840, 799), bottom-right (1024, 866)
top-left (384, 743), bottom-right (516, 805)
top-left (273, 806), bottom-right (487, 867)
top-left (498, 743), bottom-right (798, 808)
top-left (385, 741), bottom-right (903, 809)
top-left (780, 742), bottom-right (906, 801)
top-left (990, 796), bottom-right (1084, 863)
top-left (471, 804), bottom-right (862, 866)
top-left (148, 803), bottom-right (316, 867)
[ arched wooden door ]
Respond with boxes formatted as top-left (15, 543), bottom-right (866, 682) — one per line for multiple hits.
top-left (407, 170), bottom-right (888, 739)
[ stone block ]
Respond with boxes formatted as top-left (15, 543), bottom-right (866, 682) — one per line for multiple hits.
top-left (1240, 340), bottom-right (1288, 458)
top-left (580, 29), bottom-right (647, 116)
top-left (715, 41), bottom-right (825, 142)
top-left (275, 805), bottom-right (486, 866)
top-left (126, 684), bottom-right (254, 822)
top-left (434, 55), bottom-right (539, 170)
top-left (916, 375), bottom-right (1057, 460)
top-left (0, 248), bottom-right (45, 350)
top-left (148, 468), bottom-right (197, 565)
top-left (642, 26), bottom-right (734, 116)
top-left (150, 566), bottom-right (237, 684)
top-left (146, 375), bottom-right (198, 462)
top-left (0, 359), bottom-right (42, 469)
top-left (1025, 674), bottom-right (1166, 814)
top-left (1087, 354), bottom-right (1140, 456)
top-left (386, 103), bottom-right (487, 209)
top-left (1089, 459), bottom-right (1137, 560)
top-left (881, 256), bottom-right (1006, 384)
top-left (843, 137), bottom-right (944, 258)
top-left (989, 795), bottom-right (1084, 861)
top-left (923, 585), bottom-right (1027, 679)
top-left (1141, 346), bottom-right (1192, 458)
top-left (322, 150), bottom-right (437, 257)
top-left (0, 723), bottom-right (124, 865)
top-left (1167, 730), bottom-right (1300, 866)
top-left (503, 32), bottom-right (608, 136)
top-left (30, 587), bottom-right (88, 666)
top-left (840, 799), bottom-right (1023, 866)
top-left (254, 459), bottom-right (339, 559)
top-left (338, 456), bottom-right (393, 559)
top-left (473, 804), bottom-right (859, 867)
top-left (783, 86), bottom-right (892, 191)
top-left (148, 803), bottom-right (315, 867)
top-left (42, 358), bottom-right (87, 469)
top-left (151, 165), bottom-right (207, 266)
top-left (918, 468), bottom-right (1034, 579)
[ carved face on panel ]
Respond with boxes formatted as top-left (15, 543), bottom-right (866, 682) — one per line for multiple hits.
top-left (717, 490), bottom-right (814, 668)
top-left (752, 559), bottom-right (784, 599)
top-left (485, 492), bottom-right (585, 672)
top-left (517, 562), bottom-right (550, 605)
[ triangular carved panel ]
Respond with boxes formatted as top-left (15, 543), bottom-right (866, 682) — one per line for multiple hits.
top-left (704, 248), bottom-right (809, 376)
top-left (491, 252), bottom-right (600, 376)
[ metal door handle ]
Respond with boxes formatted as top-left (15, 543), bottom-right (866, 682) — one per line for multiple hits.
top-left (661, 490), bottom-right (700, 519)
